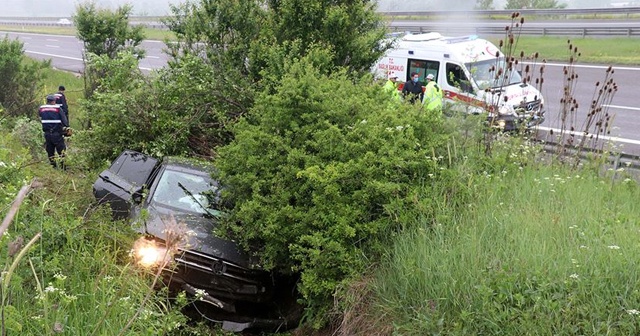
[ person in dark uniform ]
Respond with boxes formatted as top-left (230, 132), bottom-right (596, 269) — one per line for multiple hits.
top-left (402, 72), bottom-right (424, 104)
top-left (54, 85), bottom-right (69, 122)
top-left (39, 94), bottom-right (69, 169)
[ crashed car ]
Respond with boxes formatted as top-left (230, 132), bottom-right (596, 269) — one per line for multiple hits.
top-left (93, 150), bottom-right (300, 332)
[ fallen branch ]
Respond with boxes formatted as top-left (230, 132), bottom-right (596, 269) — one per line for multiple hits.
top-left (0, 179), bottom-right (42, 237)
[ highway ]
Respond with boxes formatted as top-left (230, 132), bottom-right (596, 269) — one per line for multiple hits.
top-left (3, 30), bottom-right (639, 156)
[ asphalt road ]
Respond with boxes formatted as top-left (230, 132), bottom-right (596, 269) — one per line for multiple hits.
top-left (4, 30), bottom-right (639, 156)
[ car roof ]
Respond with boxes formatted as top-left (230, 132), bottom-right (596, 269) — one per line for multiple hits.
top-left (163, 156), bottom-right (215, 174)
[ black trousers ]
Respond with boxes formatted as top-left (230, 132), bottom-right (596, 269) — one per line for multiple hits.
top-left (44, 132), bottom-right (66, 168)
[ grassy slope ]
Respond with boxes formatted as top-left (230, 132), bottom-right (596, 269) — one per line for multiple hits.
top-left (367, 155), bottom-right (640, 335)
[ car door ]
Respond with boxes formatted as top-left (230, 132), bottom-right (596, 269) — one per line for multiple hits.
top-left (93, 150), bottom-right (159, 219)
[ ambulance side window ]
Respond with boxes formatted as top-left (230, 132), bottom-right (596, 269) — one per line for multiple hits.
top-left (408, 59), bottom-right (440, 82)
top-left (446, 63), bottom-right (474, 94)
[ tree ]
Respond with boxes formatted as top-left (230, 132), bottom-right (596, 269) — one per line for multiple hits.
top-left (476, 0), bottom-right (495, 10)
top-left (73, 1), bottom-right (146, 116)
top-left (73, 2), bottom-right (145, 59)
top-left (154, 0), bottom-right (390, 156)
top-left (0, 37), bottom-right (49, 119)
top-left (505, 0), bottom-right (567, 9)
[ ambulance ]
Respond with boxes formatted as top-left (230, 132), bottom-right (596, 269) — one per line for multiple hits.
top-left (373, 32), bottom-right (545, 130)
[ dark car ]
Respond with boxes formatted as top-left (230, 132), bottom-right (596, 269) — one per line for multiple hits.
top-left (93, 150), bottom-right (299, 332)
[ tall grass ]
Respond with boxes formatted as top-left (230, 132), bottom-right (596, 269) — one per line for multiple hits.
top-left (0, 119), bottom-right (220, 335)
top-left (367, 156), bottom-right (640, 335)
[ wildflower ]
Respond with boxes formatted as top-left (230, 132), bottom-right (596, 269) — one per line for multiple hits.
top-left (616, 167), bottom-right (625, 172)
top-left (569, 225), bottom-right (577, 229)
top-left (44, 285), bottom-right (58, 293)
top-left (569, 273), bottom-right (579, 279)
top-left (63, 294), bottom-right (77, 302)
top-left (608, 245), bottom-right (621, 250)
top-left (579, 245), bottom-right (588, 249)
top-left (623, 178), bottom-right (633, 183)
top-left (195, 288), bottom-right (207, 299)
top-left (53, 322), bottom-right (64, 333)
top-left (119, 296), bottom-right (131, 301)
top-left (360, 119), bottom-right (367, 124)
top-left (0, 161), bottom-right (5, 167)
top-left (428, 173), bottom-right (434, 178)
top-left (395, 125), bottom-right (404, 131)
top-left (53, 273), bottom-right (67, 281)
top-left (627, 309), bottom-right (640, 315)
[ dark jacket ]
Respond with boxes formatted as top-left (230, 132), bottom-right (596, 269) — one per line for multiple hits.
top-left (39, 104), bottom-right (69, 133)
top-left (402, 80), bottom-right (424, 104)
top-left (54, 92), bottom-right (69, 118)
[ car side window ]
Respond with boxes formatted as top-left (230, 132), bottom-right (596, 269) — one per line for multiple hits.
top-left (408, 59), bottom-right (440, 82)
top-left (109, 151), bottom-right (158, 187)
top-left (446, 63), bottom-right (474, 94)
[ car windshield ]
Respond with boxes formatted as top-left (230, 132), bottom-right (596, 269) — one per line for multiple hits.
top-left (466, 58), bottom-right (522, 90)
top-left (151, 169), bottom-right (217, 215)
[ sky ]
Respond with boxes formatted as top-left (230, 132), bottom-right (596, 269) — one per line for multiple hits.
top-left (2, 0), bottom-right (620, 17)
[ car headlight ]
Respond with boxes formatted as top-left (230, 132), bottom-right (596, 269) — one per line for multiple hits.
top-left (132, 238), bottom-right (172, 268)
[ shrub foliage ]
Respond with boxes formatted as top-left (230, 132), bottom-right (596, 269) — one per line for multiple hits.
top-left (215, 54), bottom-right (451, 325)
top-left (0, 37), bottom-right (49, 119)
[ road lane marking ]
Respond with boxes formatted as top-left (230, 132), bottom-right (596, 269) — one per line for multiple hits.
top-left (24, 50), bottom-right (82, 61)
top-left (524, 61), bottom-right (640, 72)
top-left (45, 45), bottom-right (60, 48)
top-left (145, 56), bottom-right (160, 59)
top-left (603, 104), bottom-right (640, 111)
top-left (536, 126), bottom-right (640, 145)
top-left (26, 50), bottom-right (152, 71)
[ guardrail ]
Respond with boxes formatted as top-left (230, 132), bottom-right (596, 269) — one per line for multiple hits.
top-left (380, 6), bottom-right (640, 18)
top-left (389, 25), bottom-right (640, 37)
top-left (1, 6), bottom-right (640, 22)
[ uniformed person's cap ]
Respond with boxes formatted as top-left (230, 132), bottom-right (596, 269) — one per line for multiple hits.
top-left (46, 94), bottom-right (56, 102)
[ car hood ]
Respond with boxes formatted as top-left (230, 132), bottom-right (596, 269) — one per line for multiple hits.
top-left (485, 83), bottom-right (542, 108)
top-left (141, 204), bottom-right (253, 269)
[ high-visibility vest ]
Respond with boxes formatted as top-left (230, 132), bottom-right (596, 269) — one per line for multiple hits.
top-left (383, 79), bottom-right (401, 101)
top-left (423, 81), bottom-right (443, 111)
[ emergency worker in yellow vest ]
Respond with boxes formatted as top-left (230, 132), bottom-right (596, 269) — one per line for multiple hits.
top-left (423, 73), bottom-right (443, 113)
top-left (382, 74), bottom-right (401, 102)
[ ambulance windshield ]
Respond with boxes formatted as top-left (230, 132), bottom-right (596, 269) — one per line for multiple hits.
top-left (467, 58), bottom-right (522, 90)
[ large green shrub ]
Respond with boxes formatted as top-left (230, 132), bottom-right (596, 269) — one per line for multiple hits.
top-left (214, 53), bottom-right (452, 326)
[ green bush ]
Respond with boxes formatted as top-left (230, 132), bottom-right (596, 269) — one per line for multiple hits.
top-left (0, 37), bottom-right (49, 118)
top-left (215, 53), bottom-right (453, 327)
top-left (77, 52), bottom-right (249, 165)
